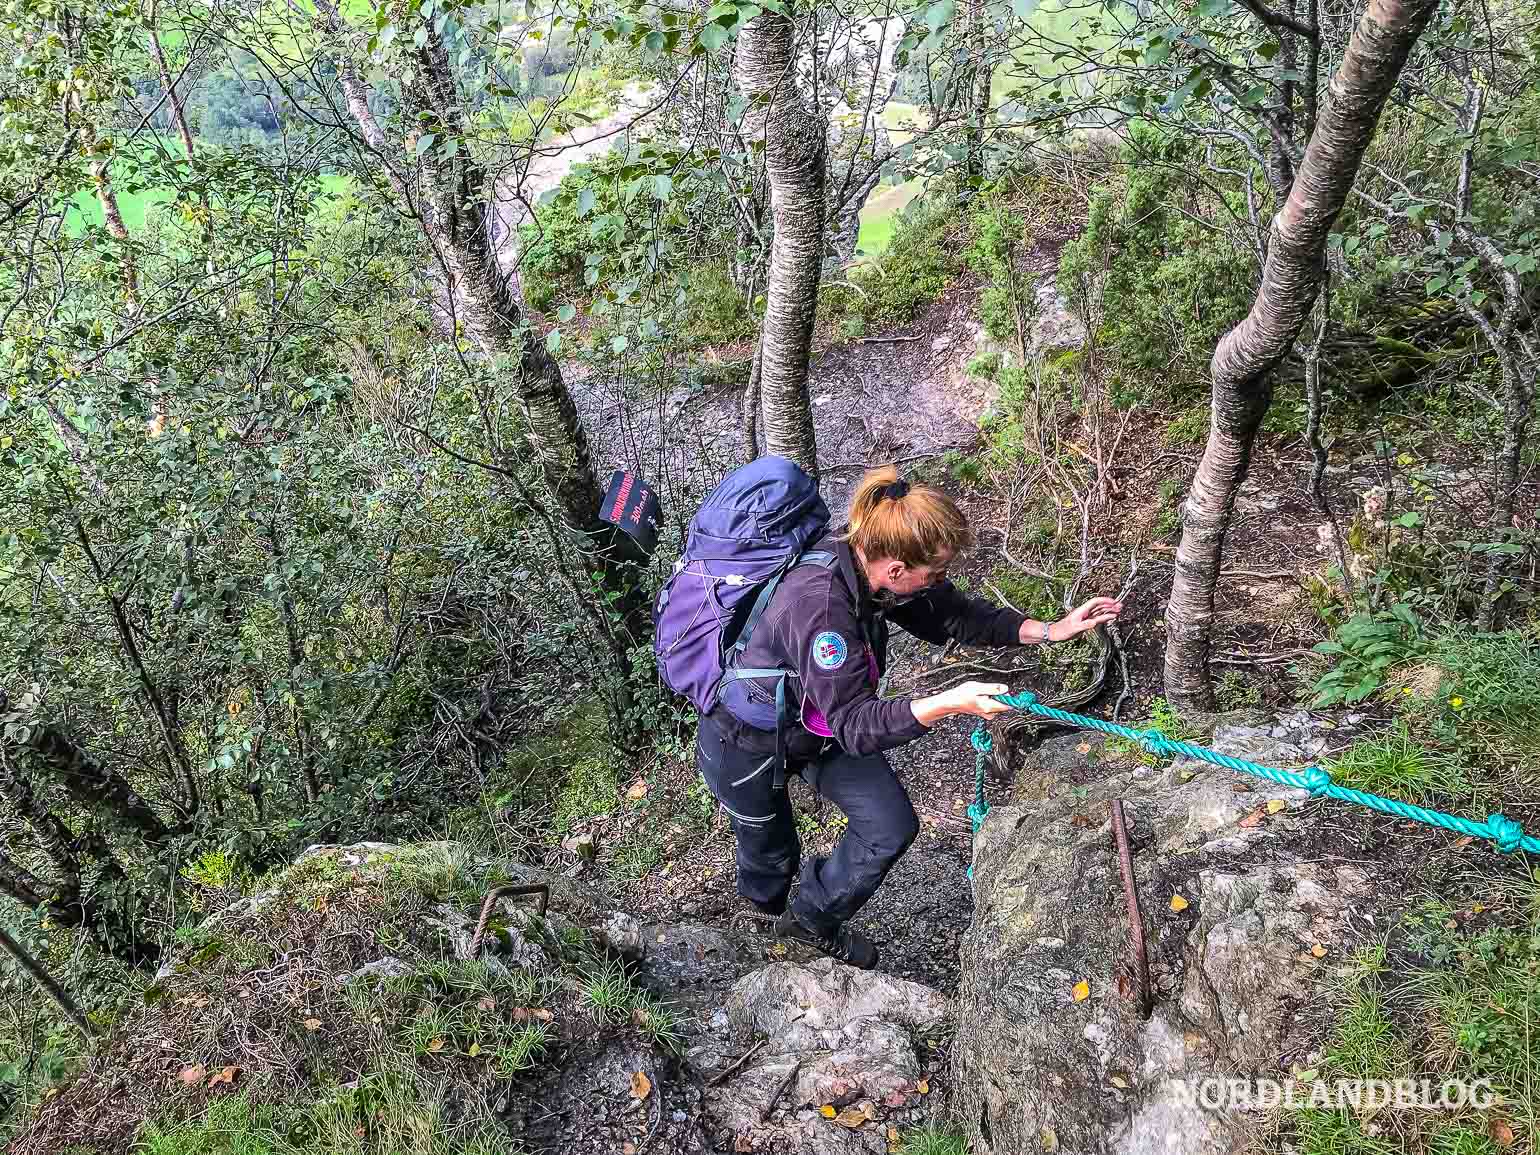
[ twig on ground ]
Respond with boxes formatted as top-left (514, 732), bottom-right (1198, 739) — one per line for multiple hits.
top-left (1209, 650), bottom-right (1313, 666)
top-left (761, 1061), bottom-right (802, 1123)
top-left (709, 1038), bottom-right (767, 1086)
top-left (858, 334), bottom-right (924, 343)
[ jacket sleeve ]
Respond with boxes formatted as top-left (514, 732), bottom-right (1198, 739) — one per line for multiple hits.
top-left (778, 591), bottom-right (928, 756)
top-left (887, 580), bottom-right (1027, 647)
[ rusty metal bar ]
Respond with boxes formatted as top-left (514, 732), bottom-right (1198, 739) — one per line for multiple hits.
top-left (468, 883), bottom-right (550, 957)
top-left (1109, 799), bottom-right (1152, 1020)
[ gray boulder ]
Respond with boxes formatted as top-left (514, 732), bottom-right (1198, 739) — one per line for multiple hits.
top-left (952, 716), bottom-right (1386, 1154)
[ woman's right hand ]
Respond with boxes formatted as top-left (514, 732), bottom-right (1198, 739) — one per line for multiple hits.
top-left (911, 681), bottom-right (1012, 727)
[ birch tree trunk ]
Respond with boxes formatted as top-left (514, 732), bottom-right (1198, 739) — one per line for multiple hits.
top-left (738, 10), bottom-right (823, 476)
top-left (1163, 0), bottom-right (1439, 711)
top-left (316, 0), bottom-right (603, 535)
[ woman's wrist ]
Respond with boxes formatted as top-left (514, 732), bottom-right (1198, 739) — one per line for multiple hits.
top-left (1020, 618), bottom-right (1062, 645)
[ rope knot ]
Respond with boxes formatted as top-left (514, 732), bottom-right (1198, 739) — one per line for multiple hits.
top-left (1301, 767), bottom-right (1332, 796)
top-left (1485, 813), bottom-right (1525, 853)
top-left (970, 727), bottom-right (993, 754)
top-left (1138, 728), bottom-right (1169, 756)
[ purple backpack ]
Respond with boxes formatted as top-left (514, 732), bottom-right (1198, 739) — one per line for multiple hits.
top-left (653, 457), bottom-right (833, 777)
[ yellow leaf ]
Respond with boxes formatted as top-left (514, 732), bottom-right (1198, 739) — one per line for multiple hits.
top-left (917, 1079), bottom-right (929, 1094)
top-left (626, 778), bottom-right (649, 801)
top-left (834, 1103), bottom-right (872, 1128)
top-left (303, 1018), bottom-right (322, 1032)
top-left (426, 1038), bottom-right (445, 1053)
top-left (1041, 1127), bottom-right (1059, 1151)
top-left (1310, 943), bottom-right (1327, 958)
top-left (1110, 1075), bottom-right (1127, 1089)
top-left (631, 1070), bottom-right (652, 1100)
top-left (1169, 894), bottom-right (1189, 912)
top-left (1072, 980), bottom-right (1090, 1002)
top-left (821, 1105), bottom-right (837, 1118)
top-left (468, 1041), bottom-right (481, 1057)
top-left (177, 1064), bottom-right (207, 1086)
top-left (1266, 800), bottom-right (1286, 814)
top-left (207, 1065), bottom-right (240, 1088)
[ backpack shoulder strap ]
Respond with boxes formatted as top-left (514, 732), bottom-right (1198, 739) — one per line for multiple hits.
top-left (726, 549), bottom-right (836, 661)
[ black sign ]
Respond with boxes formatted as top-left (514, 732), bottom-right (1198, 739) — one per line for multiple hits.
top-left (601, 470), bottom-right (662, 555)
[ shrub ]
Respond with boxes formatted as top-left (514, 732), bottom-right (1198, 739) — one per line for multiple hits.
top-left (821, 197), bottom-right (961, 336)
top-left (1057, 122), bottom-right (1256, 400)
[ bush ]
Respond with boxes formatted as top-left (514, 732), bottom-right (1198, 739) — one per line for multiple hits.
top-left (821, 197), bottom-right (961, 336)
top-left (1057, 122), bottom-right (1256, 400)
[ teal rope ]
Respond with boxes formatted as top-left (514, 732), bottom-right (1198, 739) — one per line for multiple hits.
top-left (966, 692), bottom-right (1537, 859)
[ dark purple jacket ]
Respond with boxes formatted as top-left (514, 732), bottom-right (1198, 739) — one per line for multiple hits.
top-left (706, 533), bottom-right (1027, 758)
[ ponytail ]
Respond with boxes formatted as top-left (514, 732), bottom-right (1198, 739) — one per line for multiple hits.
top-left (842, 465), bottom-right (973, 567)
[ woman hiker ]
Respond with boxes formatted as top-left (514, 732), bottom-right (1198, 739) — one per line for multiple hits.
top-left (695, 466), bottom-right (1123, 970)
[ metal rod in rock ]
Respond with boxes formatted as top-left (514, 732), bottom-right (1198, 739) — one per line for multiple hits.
top-left (1108, 800), bottom-right (1152, 1020)
top-left (468, 883), bottom-right (551, 957)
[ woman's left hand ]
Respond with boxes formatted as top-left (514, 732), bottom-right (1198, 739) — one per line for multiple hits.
top-left (1054, 596), bottom-right (1123, 640)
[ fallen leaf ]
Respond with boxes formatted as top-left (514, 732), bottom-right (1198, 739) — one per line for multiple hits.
top-left (1294, 1068), bottom-right (1318, 1081)
top-left (1266, 800), bottom-right (1287, 814)
top-left (887, 1127), bottom-right (900, 1145)
top-left (177, 1064), bottom-right (206, 1086)
top-left (476, 996), bottom-right (496, 1012)
top-left (820, 1105), bottom-right (837, 1118)
top-left (1238, 808), bottom-right (1265, 828)
top-left (624, 1144), bottom-right (637, 1155)
top-left (1310, 943), bottom-right (1327, 958)
top-left (1076, 741), bottom-right (1091, 755)
top-left (1041, 1127), bottom-right (1059, 1151)
top-left (1072, 980), bottom-right (1090, 1002)
top-left (631, 1070), bottom-right (652, 1100)
top-left (534, 1008), bottom-right (553, 1021)
top-left (1115, 971), bottom-right (1132, 998)
top-left (303, 1018), bottom-right (323, 1032)
top-left (626, 778), bottom-right (648, 801)
top-left (1110, 1075), bottom-right (1128, 1089)
top-left (207, 1066), bottom-right (240, 1088)
top-left (834, 1103), bottom-right (872, 1127)
top-left (1491, 1119), bottom-right (1515, 1147)
top-left (1169, 893), bottom-right (1189, 912)
top-left (468, 1041), bottom-right (481, 1057)
top-left (426, 1038), bottom-right (445, 1053)
top-left (917, 1079), bottom-right (929, 1094)
top-left (1454, 836), bottom-right (1474, 849)
top-left (1070, 813), bottom-right (1090, 828)
top-left (735, 1135), bottom-right (754, 1153)
top-left (1178, 769), bottom-right (1196, 783)
top-left (1231, 781), bottom-right (1252, 792)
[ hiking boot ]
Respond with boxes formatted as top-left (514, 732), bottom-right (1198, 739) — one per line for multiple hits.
top-left (773, 910), bottom-right (879, 970)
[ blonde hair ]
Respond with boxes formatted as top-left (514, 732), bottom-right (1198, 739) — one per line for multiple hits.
top-left (842, 465), bottom-right (973, 567)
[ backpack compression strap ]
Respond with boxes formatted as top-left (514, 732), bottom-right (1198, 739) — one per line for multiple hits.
top-left (717, 549), bottom-right (835, 790)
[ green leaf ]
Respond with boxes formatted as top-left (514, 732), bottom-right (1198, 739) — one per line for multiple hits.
top-left (705, 0), bottom-right (738, 20)
top-left (1011, 0), bottom-right (1039, 19)
top-left (556, 303), bottom-right (577, 323)
top-left (611, 334), bottom-right (629, 354)
top-left (1393, 511), bottom-right (1423, 528)
top-left (653, 174), bottom-right (674, 201)
top-left (700, 21), bottom-right (729, 51)
top-left (1255, 40), bottom-right (1279, 59)
top-left (546, 329), bottom-right (563, 354)
top-left (577, 186), bottom-right (596, 217)
top-left (925, 0), bottom-right (955, 31)
top-left (414, 133), bottom-right (437, 156)
top-left (1425, 274), bottom-right (1448, 296)
top-left (644, 29), bottom-right (665, 54)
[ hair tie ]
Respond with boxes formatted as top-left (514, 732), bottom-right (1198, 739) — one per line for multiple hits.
top-left (879, 480), bottom-right (910, 502)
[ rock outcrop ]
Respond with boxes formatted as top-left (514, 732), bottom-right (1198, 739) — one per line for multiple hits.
top-left (951, 713), bottom-right (1392, 1154)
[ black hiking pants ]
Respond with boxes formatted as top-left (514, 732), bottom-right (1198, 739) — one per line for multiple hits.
top-left (695, 713), bottom-right (920, 937)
